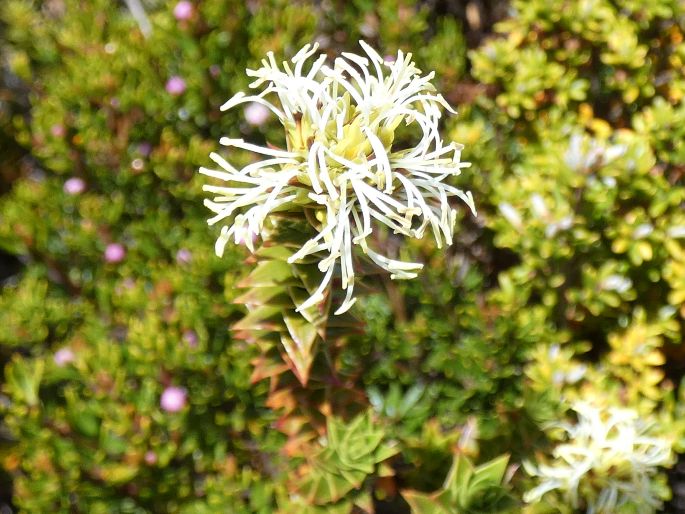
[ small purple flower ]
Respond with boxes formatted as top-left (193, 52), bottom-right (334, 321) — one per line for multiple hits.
top-left (165, 76), bottom-right (187, 96)
top-left (173, 1), bottom-right (193, 20)
top-left (115, 277), bottom-right (136, 295)
top-left (104, 243), bottom-right (126, 263)
top-left (160, 386), bottom-right (187, 413)
top-left (51, 124), bottom-right (66, 137)
top-left (138, 142), bottom-right (152, 157)
top-left (63, 177), bottom-right (86, 195)
top-left (183, 330), bottom-right (198, 348)
top-left (144, 451), bottom-right (157, 465)
top-left (244, 103), bottom-right (270, 126)
top-left (176, 248), bottom-right (192, 264)
top-left (209, 65), bottom-right (221, 78)
top-left (54, 348), bottom-right (75, 367)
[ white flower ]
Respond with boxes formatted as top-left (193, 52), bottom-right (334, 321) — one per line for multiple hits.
top-left (201, 42), bottom-right (475, 314)
top-left (545, 215), bottom-right (573, 238)
top-left (633, 223), bottom-right (654, 239)
top-left (602, 176), bottom-right (617, 188)
top-left (530, 193), bottom-right (549, 218)
top-left (564, 134), bottom-right (626, 171)
top-left (667, 225), bottom-right (685, 238)
top-left (498, 202), bottom-right (521, 228)
top-left (524, 402), bottom-right (673, 514)
top-left (601, 274), bottom-right (632, 294)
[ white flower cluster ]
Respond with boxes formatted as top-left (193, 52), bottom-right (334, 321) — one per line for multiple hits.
top-left (524, 402), bottom-right (673, 513)
top-left (201, 41), bottom-right (475, 314)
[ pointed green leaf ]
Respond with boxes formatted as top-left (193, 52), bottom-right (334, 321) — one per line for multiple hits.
top-left (233, 286), bottom-right (291, 307)
top-left (400, 384), bottom-right (426, 414)
top-left (287, 286), bottom-right (329, 334)
top-left (326, 417), bottom-right (344, 451)
top-left (5, 356), bottom-right (44, 407)
top-left (313, 447), bottom-right (342, 475)
top-left (377, 462), bottom-right (395, 478)
top-left (238, 259), bottom-right (296, 288)
top-left (100, 463), bottom-right (138, 484)
top-left (352, 492), bottom-right (373, 513)
top-left (283, 312), bottom-right (318, 356)
top-left (374, 442), bottom-right (399, 464)
top-left (255, 244), bottom-right (294, 261)
top-left (233, 305), bottom-right (286, 332)
top-left (473, 455), bottom-right (510, 488)
top-left (299, 467), bottom-right (357, 505)
top-left (402, 491), bottom-right (450, 514)
top-left (465, 455), bottom-right (512, 508)
top-left (68, 405), bottom-right (100, 437)
top-left (249, 354), bottom-right (290, 383)
top-left (281, 312), bottom-right (319, 385)
top-left (293, 262), bottom-right (331, 295)
top-left (280, 333), bottom-right (316, 385)
top-left (336, 467), bottom-right (368, 492)
top-left (441, 454), bottom-right (474, 505)
top-left (323, 500), bottom-right (354, 514)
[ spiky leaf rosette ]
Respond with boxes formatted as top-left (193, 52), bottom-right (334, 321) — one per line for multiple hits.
top-left (279, 411), bottom-right (398, 513)
top-left (402, 454), bottom-right (514, 513)
top-left (201, 41), bottom-right (475, 384)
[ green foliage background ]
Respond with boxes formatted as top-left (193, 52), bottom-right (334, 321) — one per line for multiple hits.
top-left (1, 0), bottom-right (685, 512)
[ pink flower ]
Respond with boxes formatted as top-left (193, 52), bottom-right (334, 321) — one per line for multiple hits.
top-left (51, 124), bottom-right (66, 137)
top-left (63, 177), bottom-right (86, 195)
top-left (144, 451), bottom-right (157, 465)
top-left (165, 76), bottom-right (187, 96)
top-left (244, 103), bottom-right (270, 126)
top-left (183, 330), bottom-right (198, 348)
top-left (160, 386), bottom-right (187, 412)
top-left (54, 348), bottom-right (75, 367)
top-left (138, 142), bottom-right (152, 156)
top-left (173, 1), bottom-right (193, 20)
top-left (104, 243), bottom-right (126, 263)
top-left (176, 248), bottom-right (192, 264)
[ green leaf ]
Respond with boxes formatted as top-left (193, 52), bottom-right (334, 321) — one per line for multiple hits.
top-left (402, 491), bottom-right (450, 514)
top-left (233, 286), bottom-right (292, 307)
top-left (281, 312), bottom-right (319, 385)
top-left (68, 405), bottom-right (100, 437)
top-left (374, 442), bottom-right (399, 464)
top-left (5, 355), bottom-right (43, 407)
top-left (233, 305), bottom-right (287, 332)
top-left (255, 244), bottom-right (294, 261)
top-left (472, 455), bottom-right (510, 490)
top-left (100, 463), bottom-right (138, 484)
top-left (442, 454), bottom-right (473, 502)
top-left (238, 259), bottom-right (296, 288)
top-left (299, 465), bottom-right (358, 504)
top-left (287, 286), bottom-right (328, 330)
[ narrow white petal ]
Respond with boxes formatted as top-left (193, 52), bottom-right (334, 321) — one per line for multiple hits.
top-left (220, 138), bottom-right (298, 159)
